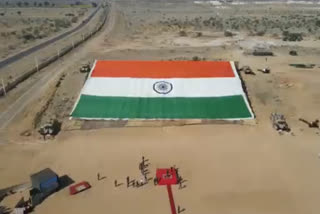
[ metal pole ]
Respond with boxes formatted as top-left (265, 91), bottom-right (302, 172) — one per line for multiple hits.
top-left (35, 56), bottom-right (39, 72)
top-left (1, 79), bottom-right (6, 96)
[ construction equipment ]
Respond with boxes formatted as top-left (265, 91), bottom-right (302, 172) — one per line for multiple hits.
top-left (270, 113), bottom-right (290, 133)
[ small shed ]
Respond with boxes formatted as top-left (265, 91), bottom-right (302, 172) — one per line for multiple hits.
top-left (30, 168), bottom-right (59, 206)
top-left (31, 168), bottom-right (59, 193)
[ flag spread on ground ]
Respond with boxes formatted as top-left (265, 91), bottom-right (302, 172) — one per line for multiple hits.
top-left (71, 61), bottom-right (254, 120)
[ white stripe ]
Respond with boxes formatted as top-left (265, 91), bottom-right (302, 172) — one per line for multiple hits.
top-left (81, 77), bottom-right (245, 98)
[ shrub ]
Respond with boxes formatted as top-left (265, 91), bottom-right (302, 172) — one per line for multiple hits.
top-left (192, 56), bottom-right (200, 61)
top-left (224, 30), bottom-right (233, 37)
top-left (282, 31), bottom-right (303, 42)
top-left (33, 27), bottom-right (39, 35)
top-left (23, 33), bottom-right (35, 41)
top-left (8, 45), bottom-right (15, 50)
top-left (54, 19), bottom-right (72, 29)
top-left (71, 16), bottom-right (78, 23)
top-left (179, 30), bottom-right (187, 37)
top-left (195, 32), bottom-right (202, 37)
top-left (65, 13), bottom-right (75, 17)
top-left (256, 30), bottom-right (266, 36)
top-left (289, 50), bottom-right (298, 56)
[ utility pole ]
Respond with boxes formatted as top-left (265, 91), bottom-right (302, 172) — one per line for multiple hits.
top-left (35, 56), bottom-right (39, 72)
top-left (1, 79), bottom-right (6, 96)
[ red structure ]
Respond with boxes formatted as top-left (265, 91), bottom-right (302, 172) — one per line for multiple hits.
top-left (156, 168), bottom-right (178, 185)
top-left (156, 168), bottom-right (178, 214)
top-left (69, 181), bottom-right (91, 195)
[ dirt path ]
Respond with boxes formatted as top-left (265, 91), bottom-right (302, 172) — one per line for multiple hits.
top-left (0, 3), bottom-right (116, 132)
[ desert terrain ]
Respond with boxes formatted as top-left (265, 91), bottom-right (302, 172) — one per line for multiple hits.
top-left (1, 1), bottom-right (320, 214)
top-left (0, 5), bottom-right (95, 60)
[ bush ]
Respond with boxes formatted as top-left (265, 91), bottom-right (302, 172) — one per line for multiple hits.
top-left (23, 33), bottom-right (35, 41)
top-left (33, 27), bottom-right (39, 36)
top-left (65, 13), bottom-right (75, 17)
top-left (289, 50), bottom-right (298, 56)
top-left (195, 32), bottom-right (202, 37)
top-left (224, 30), bottom-right (233, 37)
top-left (54, 19), bottom-right (72, 29)
top-left (71, 16), bottom-right (78, 23)
top-left (192, 56), bottom-right (200, 61)
top-left (256, 30), bottom-right (266, 36)
top-left (8, 45), bottom-right (15, 50)
top-left (282, 31), bottom-right (303, 42)
top-left (179, 30), bottom-right (187, 37)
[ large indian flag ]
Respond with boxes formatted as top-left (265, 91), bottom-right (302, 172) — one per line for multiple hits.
top-left (71, 61), bottom-right (254, 120)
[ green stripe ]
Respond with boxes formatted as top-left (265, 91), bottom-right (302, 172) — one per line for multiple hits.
top-left (72, 95), bottom-right (252, 119)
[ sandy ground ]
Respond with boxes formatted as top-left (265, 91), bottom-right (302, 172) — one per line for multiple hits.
top-left (1, 1), bottom-right (320, 214)
top-left (1, 124), bottom-right (320, 214)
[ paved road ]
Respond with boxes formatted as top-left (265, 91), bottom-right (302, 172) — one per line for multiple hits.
top-left (0, 5), bottom-right (101, 70)
top-left (0, 3), bottom-right (115, 134)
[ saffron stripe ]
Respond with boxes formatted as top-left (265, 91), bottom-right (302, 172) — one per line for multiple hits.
top-left (90, 61), bottom-right (236, 78)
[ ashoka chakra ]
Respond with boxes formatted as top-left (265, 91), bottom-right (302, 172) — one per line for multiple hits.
top-left (153, 81), bottom-right (173, 95)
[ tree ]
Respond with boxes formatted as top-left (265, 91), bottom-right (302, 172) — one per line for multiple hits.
top-left (5, 1), bottom-right (9, 6)
top-left (17, 1), bottom-right (22, 7)
top-left (33, 2), bottom-right (37, 7)
top-left (44, 1), bottom-right (50, 7)
top-left (91, 2), bottom-right (97, 7)
top-left (24, 2), bottom-right (29, 7)
top-left (51, 3), bottom-right (55, 7)
top-left (38, 3), bottom-right (42, 7)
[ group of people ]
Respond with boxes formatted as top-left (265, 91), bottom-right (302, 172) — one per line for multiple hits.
top-left (112, 157), bottom-right (187, 190)
top-left (123, 156), bottom-right (150, 188)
